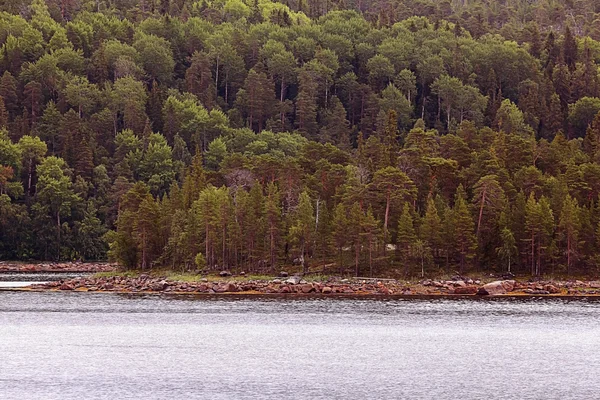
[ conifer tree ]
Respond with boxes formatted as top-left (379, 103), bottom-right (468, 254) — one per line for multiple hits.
top-left (559, 195), bottom-right (580, 274)
top-left (451, 185), bottom-right (477, 273)
top-left (396, 202), bottom-right (416, 275)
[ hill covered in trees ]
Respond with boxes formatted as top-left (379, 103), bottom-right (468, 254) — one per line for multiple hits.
top-left (1, 0), bottom-right (600, 277)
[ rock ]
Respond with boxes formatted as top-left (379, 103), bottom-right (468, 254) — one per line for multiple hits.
top-left (279, 285), bottom-right (291, 293)
top-left (219, 270), bottom-right (232, 277)
top-left (477, 280), bottom-right (515, 295)
top-left (544, 284), bottom-right (560, 294)
top-left (200, 278), bottom-right (208, 283)
top-left (453, 280), bottom-right (467, 287)
top-left (378, 286), bottom-right (391, 295)
top-left (322, 286), bottom-right (332, 294)
top-left (284, 275), bottom-right (302, 285)
top-left (197, 284), bottom-right (209, 292)
top-left (279, 271), bottom-right (289, 278)
top-left (301, 284), bottom-right (315, 293)
top-left (223, 283), bottom-right (238, 292)
top-left (501, 280), bottom-right (516, 292)
top-left (272, 279), bottom-right (282, 284)
top-left (454, 286), bottom-right (478, 294)
top-left (590, 281), bottom-right (600, 288)
top-left (59, 282), bottom-right (74, 290)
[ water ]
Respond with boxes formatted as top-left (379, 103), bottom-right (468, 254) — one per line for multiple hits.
top-left (1, 292), bottom-right (599, 399)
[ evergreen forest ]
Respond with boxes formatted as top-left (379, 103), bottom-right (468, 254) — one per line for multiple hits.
top-left (1, 0), bottom-right (600, 277)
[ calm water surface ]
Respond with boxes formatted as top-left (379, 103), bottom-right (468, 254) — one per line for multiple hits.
top-left (1, 292), bottom-right (599, 399)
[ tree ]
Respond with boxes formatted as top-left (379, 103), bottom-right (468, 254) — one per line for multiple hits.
top-left (369, 166), bottom-right (416, 239)
top-left (562, 25), bottom-right (577, 71)
top-left (319, 96), bottom-right (350, 148)
top-left (34, 156), bottom-right (80, 260)
top-left (361, 207), bottom-right (379, 277)
top-left (331, 202), bottom-right (348, 273)
top-left (18, 135), bottom-right (47, 196)
top-left (295, 68), bottom-right (319, 138)
top-left (396, 202), bottom-right (416, 274)
top-left (558, 195), bottom-right (580, 274)
top-left (472, 174), bottom-right (505, 237)
top-left (451, 185), bottom-right (477, 273)
top-left (289, 190), bottom-right (315, 273)
top-left (496, 227), bottom-right (517, 273)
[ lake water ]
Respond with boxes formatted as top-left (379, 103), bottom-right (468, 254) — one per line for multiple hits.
top-left (1, 292), bottom-right (599, 399)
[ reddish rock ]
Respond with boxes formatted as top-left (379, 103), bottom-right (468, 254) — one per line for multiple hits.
top-left (279, 285), bottom-right (291, 293)
top-left (477, 280), bottom-right (515, 295)
top-left (322, 286), bottom-right (332, 294)
top-left (544, 284), bottom-right (560, 294)
top-left (59, 283), bottom-right (74, 290)
top-left (378, 286), bottom-right (390, 295)
top-left (301, 284), bottom-right (315, 293)
top-left (223, 283), bottom-right (238, 292)
top-left (454, 286), bottom-right (478, 294)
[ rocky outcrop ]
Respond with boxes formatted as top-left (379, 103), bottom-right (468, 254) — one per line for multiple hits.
top-left (23, 275), bottom-right (599, 296)
top-left (477, 280), bottom-right (516, 295)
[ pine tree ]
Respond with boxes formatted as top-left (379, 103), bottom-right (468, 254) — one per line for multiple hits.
top-left (361, 207), bottom-right (379, 277)
top-left (559, 195), bottom-right (580, 274)
top-left (563, 25), bottom-right (578, 71)
top-left (451, 185), bottom-right (477, 273)
top-left (332, 202), bottom-right (348, 274)
top-left (420, 197), bottom-right (442, 259)
top-left (289, 190), bottom-right (315, 273)
top-left (348, 202), bottom-right (363, 276)
top-left (296, 68), bottom-right (319, 139)
top-left (396, 202), bottom-right (416, 275)
top-left (265, 182), bottom-right (281, 270)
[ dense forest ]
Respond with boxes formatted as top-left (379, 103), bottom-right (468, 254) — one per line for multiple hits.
top-left (0, 0), bottom-right (600, 277)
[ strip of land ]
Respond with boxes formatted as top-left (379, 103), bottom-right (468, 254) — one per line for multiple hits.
top-left (2, 271), bottom-right (600, 298)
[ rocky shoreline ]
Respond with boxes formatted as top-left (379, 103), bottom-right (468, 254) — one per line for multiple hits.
top-left (15, 273), bottom-right (600, 297)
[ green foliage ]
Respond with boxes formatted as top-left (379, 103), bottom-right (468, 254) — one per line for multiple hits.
top-left (0, 0), bottom-right (598, 278)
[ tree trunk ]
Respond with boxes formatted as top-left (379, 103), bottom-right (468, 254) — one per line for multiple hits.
top-left (56, 210), bottom-right (61, 261)
top-left (384, 191), bottom-right (390, 235)
top-left (355, 240), bottom-right (359, 277)
top-left (531, 233), bottom-right (535, 276)
top-left (477, 189), bottom-right (486, 236)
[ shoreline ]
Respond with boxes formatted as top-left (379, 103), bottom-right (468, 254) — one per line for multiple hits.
top-left (3, 262), bottom-right (600, 298)
top-left (6, 273), bottom-right (600, 298)
top-left (4, 286), bottom-right (600, 300)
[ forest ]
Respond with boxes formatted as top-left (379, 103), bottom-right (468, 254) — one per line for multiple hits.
top-left (0, 0), bottom-right (600, 277)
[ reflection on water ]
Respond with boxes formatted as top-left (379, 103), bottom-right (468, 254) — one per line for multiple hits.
top-left (1, 292), bottom-right (599, 400)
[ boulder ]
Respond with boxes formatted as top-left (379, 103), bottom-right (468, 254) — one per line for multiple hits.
top-left (197, 284), bottom-right (209, 292)
top-left (219, 270), bottom-right (232, 277)
top-left (279, 271), bottom-right (289, 278)
top-left (477, 280), bottom-right (515, 295)
top-left (59, 282), bottom-right (74, 290)
top-left (454, 286), bottom-right (478, 294)
top-left (223, 283), bottom-right (238, 292)
top-left (284, 275), bottom-right (302, 285)
top-left (544, 284), bottom-right (560, 294)
top-left (279, 285), bottom-right (291, 293)
top-left (301, 284), bottom-right (315, 293)
top-left (322, 286), bottom-right (332, 294)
